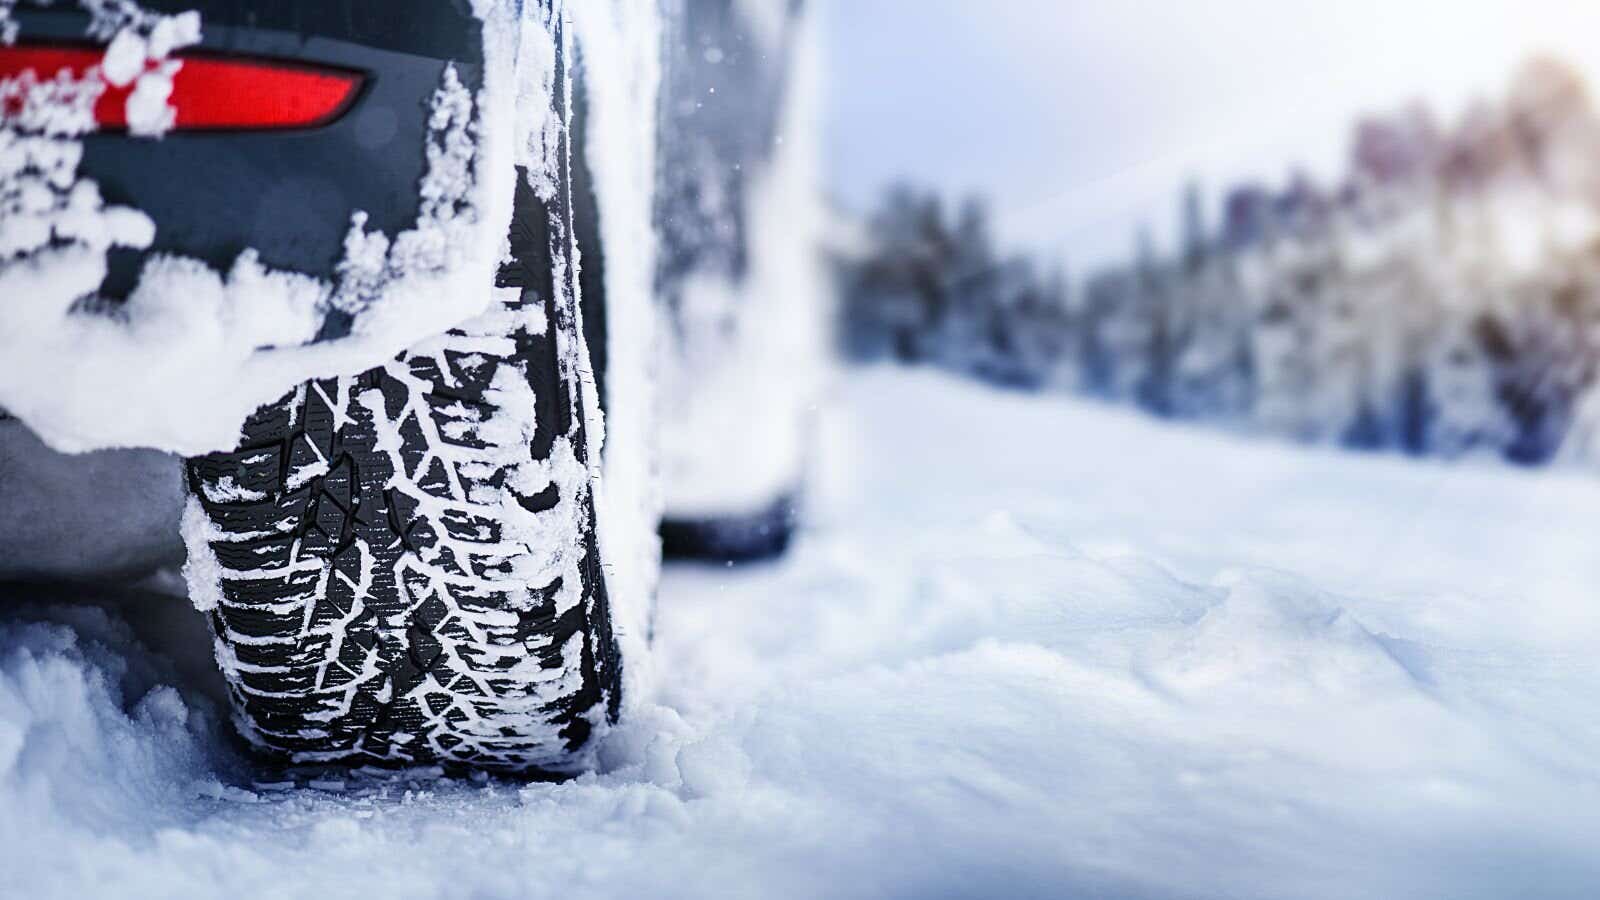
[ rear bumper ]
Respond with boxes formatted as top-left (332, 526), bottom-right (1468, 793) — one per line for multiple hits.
top-left (14, 3), bottom-right (485, 305)
top-left (0, 2), bottom-right (548, 454)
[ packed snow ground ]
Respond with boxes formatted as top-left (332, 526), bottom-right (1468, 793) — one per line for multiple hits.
top-left (4, 368), bottom-right (1600, 899)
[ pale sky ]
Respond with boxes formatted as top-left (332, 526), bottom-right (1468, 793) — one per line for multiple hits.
top-left (818, 0), bottom-right (1600, 270)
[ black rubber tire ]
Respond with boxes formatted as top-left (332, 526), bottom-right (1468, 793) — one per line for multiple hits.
top-left (659, 493), bottom-right (799, 563)
top-left (182, 171), bottom-right (621, 775)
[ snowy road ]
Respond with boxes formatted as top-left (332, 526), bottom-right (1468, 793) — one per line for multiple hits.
top-left (5, 369), bottom-right (1600, 899)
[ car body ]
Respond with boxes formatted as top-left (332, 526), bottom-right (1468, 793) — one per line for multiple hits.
top-left (7, 0), bottom-right (485, 308)
top-left (0, 0), bottom-right (553, 456)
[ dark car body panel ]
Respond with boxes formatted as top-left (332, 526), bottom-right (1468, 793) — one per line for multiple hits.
top-left (11, 1), bottom-right (486, 302)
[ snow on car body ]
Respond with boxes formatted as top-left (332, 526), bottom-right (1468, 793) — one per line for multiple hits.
top-left (0, 0), bottom-right (532, 455)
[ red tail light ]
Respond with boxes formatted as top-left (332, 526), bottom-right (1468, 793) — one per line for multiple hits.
top-left (0, 46), bottom-right (364, 131)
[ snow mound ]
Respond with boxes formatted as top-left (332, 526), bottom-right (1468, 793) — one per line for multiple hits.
top-left (4, 369), bottom-right (1600, 899)
top-left (0, 600), bottom-right (235, 892)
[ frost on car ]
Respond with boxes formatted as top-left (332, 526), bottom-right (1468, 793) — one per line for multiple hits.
top-left (654, 0), bottom-right (829, 560)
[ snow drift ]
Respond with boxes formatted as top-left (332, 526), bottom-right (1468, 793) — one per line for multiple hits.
top-left (4, 369), bottom-right (1599, 899)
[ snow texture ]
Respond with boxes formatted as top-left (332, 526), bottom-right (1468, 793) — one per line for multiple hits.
top-left (4, 369), bottom-right (1599, 899)
top-left (0, 1), bottom-right (528, 456)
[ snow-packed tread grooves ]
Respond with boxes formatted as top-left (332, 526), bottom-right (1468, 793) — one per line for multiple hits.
top-left (185, 170), bottom-right (620, 775)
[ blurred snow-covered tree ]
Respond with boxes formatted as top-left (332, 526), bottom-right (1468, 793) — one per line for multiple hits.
top-left (836, 56), bottom-right (1600, 472)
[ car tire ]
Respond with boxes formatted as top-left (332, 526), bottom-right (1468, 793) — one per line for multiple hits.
top-left (659, 493), bottom-right (799, 563)
top-left (181, 169), bottom-right (623, 775)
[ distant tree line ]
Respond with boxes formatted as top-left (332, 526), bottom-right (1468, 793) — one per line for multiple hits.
top-left (837, 57), bottom-right (1600, 467)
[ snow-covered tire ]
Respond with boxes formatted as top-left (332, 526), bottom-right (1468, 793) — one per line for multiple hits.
top-left (181, 173), bottom-right (621, 775)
